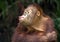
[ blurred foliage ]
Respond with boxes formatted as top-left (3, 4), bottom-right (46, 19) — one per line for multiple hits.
top-left (0, 0), bottom-right (60, 42)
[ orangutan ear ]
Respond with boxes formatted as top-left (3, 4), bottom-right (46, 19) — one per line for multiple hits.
top-left (36, 11), bottom-right (40, 16)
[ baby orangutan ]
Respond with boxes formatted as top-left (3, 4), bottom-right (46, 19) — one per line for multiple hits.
top-left (12, 4), bottom-right (57, 42)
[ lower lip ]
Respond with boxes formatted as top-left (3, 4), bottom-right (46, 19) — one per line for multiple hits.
top-left (19, 16), bottom-right (24, 19)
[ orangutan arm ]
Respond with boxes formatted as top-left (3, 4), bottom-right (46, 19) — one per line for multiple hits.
top-left (39, 18), bottom-right (57, 42)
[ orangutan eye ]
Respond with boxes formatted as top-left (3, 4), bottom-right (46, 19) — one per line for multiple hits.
top-left (28, 12), bottom-right (29, 13)
top-left (29, 10), bottom-right (32, 14)
top-left (24, 11), bottom-right (27, 14)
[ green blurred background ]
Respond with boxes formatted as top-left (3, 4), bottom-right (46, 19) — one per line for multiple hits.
top-left (0, 0), bottom-right (60, 42)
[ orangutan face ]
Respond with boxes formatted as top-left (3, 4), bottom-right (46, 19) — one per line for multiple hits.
top-left (19, 6), bottom-right (40, 26)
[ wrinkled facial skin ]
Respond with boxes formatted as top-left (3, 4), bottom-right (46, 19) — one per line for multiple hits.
top-left (19, 6), bottom-right (38, 25)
